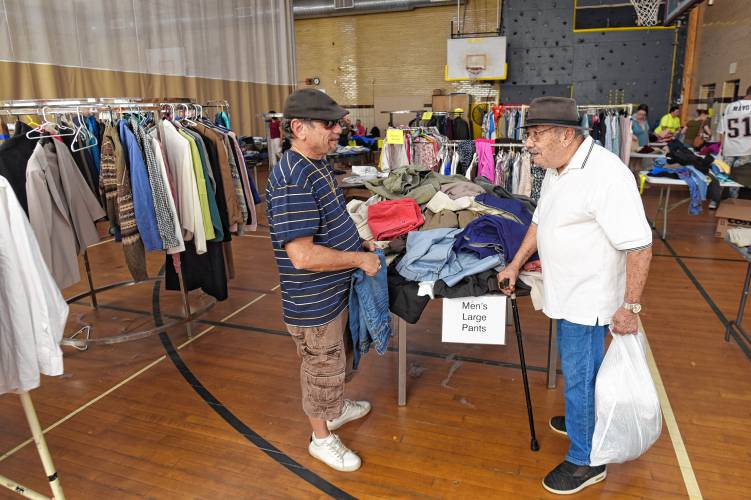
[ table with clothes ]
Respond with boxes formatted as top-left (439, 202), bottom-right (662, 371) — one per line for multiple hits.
top-left (344, 165), bottom-right (560, 413)
top-left (640, 141), bottom-right (741, 238)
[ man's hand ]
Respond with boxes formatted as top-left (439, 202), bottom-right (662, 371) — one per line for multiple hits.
top-left (363, 240), bottom-right (377, 252)
top-left (358, 252), bottom-right (381, 277)
top-left (497, 265), bottom-right (520, 295)
top-left (611, 307), bottom-right (638, 335)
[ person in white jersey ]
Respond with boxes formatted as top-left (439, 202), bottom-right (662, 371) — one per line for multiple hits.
top-left (708, 86), bottom-right (751, 209)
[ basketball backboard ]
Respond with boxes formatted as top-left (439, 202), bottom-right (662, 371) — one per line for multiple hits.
top-left (573, 0), bottom-right (670, 30)
top-left (663, 0), bottom-right (703, 25)
top-left (446, 36), bottom-right (507, 81)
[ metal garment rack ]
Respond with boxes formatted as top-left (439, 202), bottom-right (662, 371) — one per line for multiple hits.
top-left (577, 103), bottom-right (634, 114)
top-left (0, 97), bottom-right (217, 348)
top-left (381, 109), bottom-right (426, 127)
top-left (204, 99), bottom-right (232, 127)
top-left (0, 393), bottom-right (65, 499)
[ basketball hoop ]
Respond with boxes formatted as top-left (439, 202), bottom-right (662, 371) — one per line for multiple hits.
top-left (630, 0), bottom-right (660, 26)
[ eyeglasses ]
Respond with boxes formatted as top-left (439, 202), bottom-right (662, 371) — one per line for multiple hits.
top-left (524, 126), bottom-right (557, 142)
top-left (296, 118), bottom-right (346, 130)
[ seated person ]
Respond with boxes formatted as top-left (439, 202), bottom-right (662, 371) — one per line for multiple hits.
top-left (654, 105), bottom-right (684, 141)
top-left (631, 106), bottom-right (651, 150)
top-left (684, 109), bottom-right (712, 148)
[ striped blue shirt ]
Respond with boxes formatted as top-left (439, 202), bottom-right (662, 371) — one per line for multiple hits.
top-left (266, 150), bottom-right (361, 327)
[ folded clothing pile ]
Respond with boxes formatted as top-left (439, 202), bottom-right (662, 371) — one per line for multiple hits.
top-left (368, 198), bottom-right (423, 240)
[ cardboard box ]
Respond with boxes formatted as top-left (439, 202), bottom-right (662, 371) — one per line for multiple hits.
top-left (714, 199), bottom-right (751, 237)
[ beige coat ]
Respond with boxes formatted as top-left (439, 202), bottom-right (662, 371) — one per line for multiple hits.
top-left (25, 140), bottom-right (105, 290)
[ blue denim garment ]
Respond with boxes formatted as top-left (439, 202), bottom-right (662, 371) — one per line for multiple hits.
top-left (349, 249), bottom-right (391, 369)
top-left (441, 252), bottom-right (502, 287)
top-left (396, 228), bottom-right (460, 282)
top-left (396, 228), bottom-right (502, 285)
top-left (453, 214), bottom-right (527, 263)
top-left (557, 319), bottom-right (607, 466)
top-left (118, 120), bottom-right (163, 251)
top-left (677, 168), bottom-right (705, 215)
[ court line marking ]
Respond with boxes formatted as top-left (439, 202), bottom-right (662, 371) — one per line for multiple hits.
top-left (641, 318), bottom-right (703, 500)
top-left (0, 286), bottom-right (279, 464)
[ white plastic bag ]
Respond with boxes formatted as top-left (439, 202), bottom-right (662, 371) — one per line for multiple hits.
top-left (590, 330), bottom-right (662, 466)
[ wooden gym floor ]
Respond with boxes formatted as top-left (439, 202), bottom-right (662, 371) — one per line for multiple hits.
top-left (1, 170), bottom-right (750, 499)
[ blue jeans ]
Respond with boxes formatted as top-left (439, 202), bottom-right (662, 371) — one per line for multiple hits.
top-left (557, 319), bottom-right (608, 466)
top-left (349, 249), bottom-right (392, 369)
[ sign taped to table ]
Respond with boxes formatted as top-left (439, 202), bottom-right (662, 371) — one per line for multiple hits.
top-left (442, 296), bottom-right (506, 345)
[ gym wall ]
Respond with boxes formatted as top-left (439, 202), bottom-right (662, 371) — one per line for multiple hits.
top-left (688, 0), bottom-right (751, 114)
top-left (295, 0), bottom-right (683, 126)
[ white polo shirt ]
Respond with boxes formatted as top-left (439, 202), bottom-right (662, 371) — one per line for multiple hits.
top-left (532, 136), bottom-right (652, 326)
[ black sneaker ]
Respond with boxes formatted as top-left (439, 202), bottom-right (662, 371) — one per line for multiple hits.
top-left (542, 461), bottom-right (606, 495)
top-left (549, 416), bottom-right (567, 436)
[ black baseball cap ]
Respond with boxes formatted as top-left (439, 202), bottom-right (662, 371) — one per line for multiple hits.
top-left (283, 89), bottom-right (348, 121)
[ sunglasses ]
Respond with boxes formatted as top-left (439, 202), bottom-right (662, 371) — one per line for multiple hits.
top-left (315, 118), bottom-right (347, 130)
top-left (297, 118), bottom-right (346, 130)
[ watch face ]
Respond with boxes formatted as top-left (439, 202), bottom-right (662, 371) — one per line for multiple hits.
top-left (633, 304), bottom-right (642, 314)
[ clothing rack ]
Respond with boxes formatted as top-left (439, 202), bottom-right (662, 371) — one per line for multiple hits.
top-left (0, 97), bottom-right (218, 348)
top-left (0, 392), bottom-right (66, 499)
top-left (577, 103), bottom-right (634, 114)
top-left (381, 109), bottom-right (426, 127)
top-left (203, 99), bottom-right (231, 116)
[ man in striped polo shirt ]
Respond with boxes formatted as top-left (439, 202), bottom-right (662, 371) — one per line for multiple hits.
top-left (266, 89), bottom-right (380, 472)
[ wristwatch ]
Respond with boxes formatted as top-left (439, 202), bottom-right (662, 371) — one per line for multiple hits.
top-left (623, 302), bottom-right (642, 314)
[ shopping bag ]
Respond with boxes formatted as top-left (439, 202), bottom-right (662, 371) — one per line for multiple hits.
top-left (590, 330), bottom-right (662, 466)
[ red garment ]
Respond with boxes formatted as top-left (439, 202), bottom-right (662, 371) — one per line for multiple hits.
top-left (269, 120), bottom-right (281, 139)
top-left (523, 259), bottom-right (542, 272)
top-left (356, 124), bottom-right (366, 136)
top-left (367, 198), bottom-right (424, 240)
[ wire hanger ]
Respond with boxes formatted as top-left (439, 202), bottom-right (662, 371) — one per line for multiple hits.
top-left (71, 106), bottom-right (98, 152)
top-left (26, 107), bottom-right (76, 139)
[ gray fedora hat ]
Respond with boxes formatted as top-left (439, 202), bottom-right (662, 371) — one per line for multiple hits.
top-left (521, 96), bottom-right (581, 128)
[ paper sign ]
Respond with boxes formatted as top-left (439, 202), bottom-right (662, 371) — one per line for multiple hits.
top-left (421, 111), bottom-right (433, 120)
top-left (386, 128), bottom-right (404, 145)
top-left (442, 296), bottom-right (506, 345)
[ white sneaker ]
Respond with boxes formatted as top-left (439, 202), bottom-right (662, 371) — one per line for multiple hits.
top-left (308, 433), bottom-right (362, 472)
top-left (326, 399), bottom-right (372, 431)
top-left (708, 201), bottom-right (718, 210)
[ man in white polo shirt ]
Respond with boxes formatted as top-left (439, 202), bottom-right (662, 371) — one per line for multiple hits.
top-left (497, 97), bottom-right (653, 495)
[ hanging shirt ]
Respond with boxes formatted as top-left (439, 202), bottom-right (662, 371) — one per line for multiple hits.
top-left (0, 175), bottom-right (68, 394)
top-left (161, 120), bottom-right (207, 254)
top-left (179, 129), bottom-right (216, 241)
top-left (131, 119), bottom-right (182, 251)
top-left (118, 120), bottom-right (163, 251)
top-left (181, 128), bottom-right (223, 240)
top-left (151, 136), bottom-right (185, 254)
